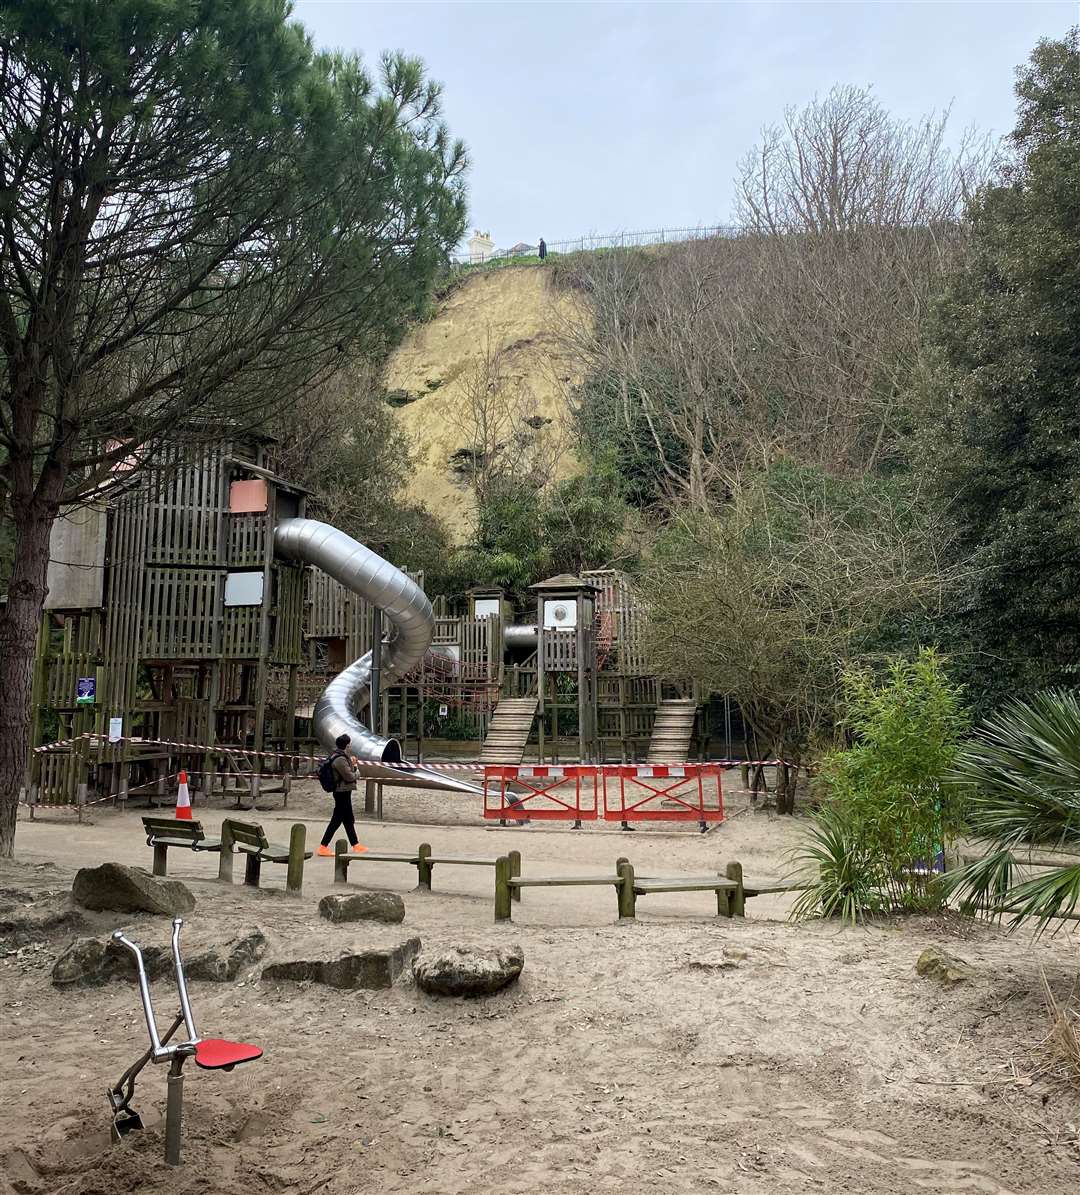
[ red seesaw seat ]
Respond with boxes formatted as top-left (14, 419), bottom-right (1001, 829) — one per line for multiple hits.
top-left (194, 1038), bottom-right (263, 1071)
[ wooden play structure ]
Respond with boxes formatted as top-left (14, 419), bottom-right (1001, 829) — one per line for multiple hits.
top-left (22, 431), bottom-right (737, 810)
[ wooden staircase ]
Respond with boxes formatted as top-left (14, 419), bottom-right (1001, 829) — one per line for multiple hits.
top-left (646, 699), bottom-right (699, 764)
top-left (479, 697), bottom-right (539, 765)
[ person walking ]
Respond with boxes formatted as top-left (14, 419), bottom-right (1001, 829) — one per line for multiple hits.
top-left (538, 237), bottom-right (547, 261)
top-left (316, 734), bottom-right (368, 856)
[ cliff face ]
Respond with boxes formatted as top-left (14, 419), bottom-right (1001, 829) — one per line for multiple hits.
top-left (386, 266), bottom-right (586, 542)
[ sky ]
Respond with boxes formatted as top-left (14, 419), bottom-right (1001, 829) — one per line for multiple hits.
top-left (292, 1), bottom-right (1077, 253)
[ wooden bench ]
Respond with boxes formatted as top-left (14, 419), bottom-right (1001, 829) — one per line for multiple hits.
top-left (142, 816), bottom-right (221, 877)
top-left (218, 819), bottom-right (311, 890)
top-left (333, 841), bottom-right (518, 895)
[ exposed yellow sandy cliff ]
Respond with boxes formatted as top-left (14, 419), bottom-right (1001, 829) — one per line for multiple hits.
top-left (386, 266), bottom-right (586, 542)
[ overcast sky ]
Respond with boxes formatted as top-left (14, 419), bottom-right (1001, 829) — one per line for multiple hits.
top-left (292, 1), bottom-right (1076, 253)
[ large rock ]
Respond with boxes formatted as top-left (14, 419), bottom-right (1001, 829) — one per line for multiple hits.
top-left (414, 944), bottom-right (524, 997)
top-left (318, 891), bottom-right (405, 925)
top-left (72, 863), bottom-right (195, 916)
top-left (183, 930), bottom-right (268, 981)
top-left (262, 938), bottom-right (420, 990)
top-left (52, 929), bottom-right (266, 988)
top-left (916, 946), bottom-right (974, 986)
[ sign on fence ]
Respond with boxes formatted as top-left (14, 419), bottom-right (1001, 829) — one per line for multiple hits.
top-left (76, 676), bottom-right (96, 705)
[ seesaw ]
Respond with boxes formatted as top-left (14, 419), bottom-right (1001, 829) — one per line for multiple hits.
top-left (107, 919), bottom-right (262, 1166)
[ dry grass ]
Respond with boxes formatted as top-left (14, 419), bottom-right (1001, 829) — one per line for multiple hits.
top-left (1040, 968), bottom-right (1080, 1085)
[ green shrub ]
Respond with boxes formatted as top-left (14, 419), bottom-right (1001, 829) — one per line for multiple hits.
top-left (939, 691), bottom-right (1080, 931)
top-left (791, 649), bottom-right (968, 920)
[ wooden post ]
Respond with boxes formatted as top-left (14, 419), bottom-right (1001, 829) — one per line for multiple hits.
top-left (417, 842), bottom-right (433, 890)
top-left (282, 773), bottom-right (291, 808)
top-left (243, 851), bottom-right (261, 888)
top-left (494, 855), bottom-right (512, 922)
top-left (334, 838), bottom-right (349, 885)
top-left (217, 820), bottom-right (235, 884)
top-left (726, 861), bottom-right (745, 917)
top-left (153, 843), bottom-right (169, 877)
top-left (716, 882), bottom-right (730, 918)
top-left (508, 849), bottom-right (522, 901)
top-left (286, 823), bottom-right (306, 895)
top-left (616, 857), bottom-right (636, 919)
top-left (364, 778), bottom-right (377, 818)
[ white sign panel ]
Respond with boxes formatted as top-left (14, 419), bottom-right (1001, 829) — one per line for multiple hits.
top-left (543, 598), bottom-right (577, 630)
top-left (224, 571), bottom-right (265, 607)
top-left (108, 717), bottom-right (123, 743)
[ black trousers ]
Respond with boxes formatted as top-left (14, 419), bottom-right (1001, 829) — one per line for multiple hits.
top-left (322, 790), bottom-right (358, 846)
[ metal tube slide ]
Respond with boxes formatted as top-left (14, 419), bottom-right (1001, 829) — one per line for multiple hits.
top-left (273, 518), bottom-right (481, 796)
top-left (503, 624), bottom-right (538, 652)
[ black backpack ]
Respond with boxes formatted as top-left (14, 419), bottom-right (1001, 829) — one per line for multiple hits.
top-left (317, 751), bottom-right (343, 793)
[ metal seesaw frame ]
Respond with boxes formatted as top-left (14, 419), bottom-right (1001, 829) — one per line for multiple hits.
top-left (107, 918), bottom-right (261, 1166)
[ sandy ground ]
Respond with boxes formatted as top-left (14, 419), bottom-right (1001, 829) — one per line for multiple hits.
top-left (2, 780), bottom-right (1079, 1195)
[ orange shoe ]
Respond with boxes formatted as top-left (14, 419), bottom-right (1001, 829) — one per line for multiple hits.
top-left (317, 844), bottom-right (334, 857)
top-left (351, 843), bottom-right (368, 854)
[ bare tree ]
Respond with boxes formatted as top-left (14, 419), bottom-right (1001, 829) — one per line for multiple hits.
top-left (636, 469), bottom-right (962, 810)
top-left (452, 330), bottom-right (560, 515)
top-left (560, 88), bottom-right (995, 506)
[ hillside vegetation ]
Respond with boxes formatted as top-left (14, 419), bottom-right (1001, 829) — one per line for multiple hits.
top-left (385, 266), bottom-right (586, 542)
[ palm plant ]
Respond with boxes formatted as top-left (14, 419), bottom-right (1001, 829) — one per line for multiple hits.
top-left (939, 691), bottom-right (1080, 932)
top-left (789, 806), bottom-right (888, 924)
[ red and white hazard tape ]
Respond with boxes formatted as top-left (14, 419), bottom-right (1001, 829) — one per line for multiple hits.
top-left (32, 733), bottom-right (792, 772)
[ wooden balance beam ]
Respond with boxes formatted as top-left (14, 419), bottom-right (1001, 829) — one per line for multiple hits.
top-left (494, 858), bottom-right (774, 922)
top-left (334, 841), bottom-right (521, 895)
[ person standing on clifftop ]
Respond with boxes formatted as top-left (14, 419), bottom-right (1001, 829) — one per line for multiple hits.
top-left (538, 237), bottom-right (547, 260)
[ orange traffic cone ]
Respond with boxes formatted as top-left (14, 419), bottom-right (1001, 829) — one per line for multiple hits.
top-left (175, 770), bottom-right (192, 820)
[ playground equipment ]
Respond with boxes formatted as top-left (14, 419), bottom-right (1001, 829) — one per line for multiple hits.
top-left (332, 838), bottom-right (521, 894)
top-left (493, 856), bottom-right (800, 922)
top-left (273, 518), bottom-right (480, 796)
top-left (23, 436), bottom-right (736, 811)
top-left (107, 919), bottom-right (262, 1166)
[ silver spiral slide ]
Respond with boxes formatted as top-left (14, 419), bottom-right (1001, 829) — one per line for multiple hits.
top-left (274, 518), bottom-right (481, 796)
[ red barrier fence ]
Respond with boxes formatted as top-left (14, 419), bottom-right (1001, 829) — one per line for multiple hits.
top-left (483, 765), bottom-right (599, 823)
top-left (483, 763), bottom-right (724, 828)
top-left (602, 764), bottom-right (725, 828)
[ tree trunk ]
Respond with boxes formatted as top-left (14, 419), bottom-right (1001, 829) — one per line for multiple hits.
top-left (775, 761), bottom-right (799, 815)
top-left (0, 503), bottom-right (54, 857)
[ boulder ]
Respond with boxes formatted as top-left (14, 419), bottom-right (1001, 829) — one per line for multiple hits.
top-left (262, 938), bottom-right (420, 990)
top-left (52, 928), bottom-right (266, 987)
top-left (72, 863), bottom-right (195, 916)
top-left (916, 946), bottom-right (973, 985)
top-left (318, 891), bottom-right (405, 925)
top-left (52, 937), bottom-right (115, 987)
top-left (413, 944), bottom-right (524, 997)
top-left (183, 930), bottom-right (268, 981)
